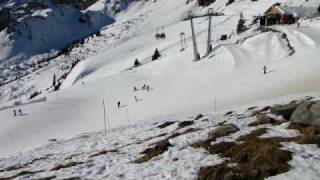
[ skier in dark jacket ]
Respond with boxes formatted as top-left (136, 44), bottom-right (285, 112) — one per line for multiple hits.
top-left (117, 101), bottom-right (121, 108)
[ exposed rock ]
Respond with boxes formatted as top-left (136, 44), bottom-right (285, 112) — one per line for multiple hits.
top-left (247, 106), bottom-right (258, 111)
top-left (270, 102), bottom-right (299, 120)
top-left (178, 120), bottom-right (194, 129)
top-left (224, 111), bottom-right (234, 116)
top-left (209, 124), bottom-right (240, 139)
top-left (260, 106), bottom-right (271, 112)
top-left (249, 113), bottom-right (276, 126)
top-left (195, 114), bottom-right (204, 120)
top-left (290, 101), bottom-right (320, 125)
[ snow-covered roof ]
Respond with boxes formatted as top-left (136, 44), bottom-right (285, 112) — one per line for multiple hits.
top-left (275, 6), bottom-right (320, 18)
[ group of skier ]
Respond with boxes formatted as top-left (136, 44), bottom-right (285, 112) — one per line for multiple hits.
top-left (133, 84), bottom-right (151, 92)
top-left (13, 109), bottom-right (23, 117)
top-left (117, 84), bottom-right (152, 108)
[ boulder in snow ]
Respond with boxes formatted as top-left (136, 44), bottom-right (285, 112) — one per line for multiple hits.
top-left (209, 124), bottom-right (239, 139)
top-left (290, 101), bottom-right (320, 126)
top-left (270, 102), bottom-right (299, 120)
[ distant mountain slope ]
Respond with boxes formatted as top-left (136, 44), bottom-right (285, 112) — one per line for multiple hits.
top-left (0, 0), bottom-right (136, 63)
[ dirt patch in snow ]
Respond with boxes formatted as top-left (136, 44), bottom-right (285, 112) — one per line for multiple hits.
top-left (197, 128), bottom-right (294, 180)
top-left (50, 161), bottom-right (85, 171)
top-left (178, 121), bottom-right (194, 129)
top-left (89, 149), bottom-right (118, 158)
top-left (157, 121), bottom-right (176, 129)
top-left (134, 128), bottom-right (199, 163)
top-left (289, 123), bottom-right (320, 146)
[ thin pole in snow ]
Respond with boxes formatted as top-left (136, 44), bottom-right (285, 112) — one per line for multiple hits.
top-left (126, 107), bottom-right (130, 123)
top-left (102, 99), bottom-right (107, 133)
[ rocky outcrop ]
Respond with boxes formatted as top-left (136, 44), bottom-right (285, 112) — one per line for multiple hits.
top-left (208, 124), bottom-right (239, 139)
top-left (249, 113), bottom-right (276, 126)
top-left (290, 101), bottom-right (320, 125)
top-left (270, 102), bottom-right (299, 120)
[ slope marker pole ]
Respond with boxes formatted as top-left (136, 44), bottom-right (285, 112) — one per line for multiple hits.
top-left (102, 99), bottom-right (107, 133)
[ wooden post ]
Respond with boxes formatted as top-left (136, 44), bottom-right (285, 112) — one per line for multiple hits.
top-left (189, 11), bottom-right (200, 61)
top-left (206, 8), bottom-right (213, 55)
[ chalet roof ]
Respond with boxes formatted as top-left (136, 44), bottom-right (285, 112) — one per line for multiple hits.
top-left (275, 6), bottom-right (319, 18)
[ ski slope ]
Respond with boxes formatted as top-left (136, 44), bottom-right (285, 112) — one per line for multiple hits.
top-left (0, 0), bottom-right (320, 159)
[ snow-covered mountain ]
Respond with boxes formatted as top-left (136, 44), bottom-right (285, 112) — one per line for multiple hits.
top-left (0, 0), bottom-right (320, 179)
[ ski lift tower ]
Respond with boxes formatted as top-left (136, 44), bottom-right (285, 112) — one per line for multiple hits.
top-left (206, 8), bottom-right (213, 55)
top-left (189, 11), bottom-right (200, 61)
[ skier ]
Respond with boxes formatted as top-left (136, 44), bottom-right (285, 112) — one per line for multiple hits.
top-left (134, 96), bottom-right (138, 102)
top-left (146, 85), bottom-right (150, 92)
top-left (117, 101), bottom-right (121, 108)
top-left (18, 109), bottom-right (22, 116)
top-left (263, 65), bottom-right (267, 74)
top-left (13, 109), bottom-right (17, 117)
top-left (133, 86), bottom-right (138, 91)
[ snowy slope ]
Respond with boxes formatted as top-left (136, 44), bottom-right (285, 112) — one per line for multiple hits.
top-left (1, 97), bottom-right (320, 179)
top-left (0, 1), bottom-right (115, 63)
top-left (0, 0), bottom-right (320, 161)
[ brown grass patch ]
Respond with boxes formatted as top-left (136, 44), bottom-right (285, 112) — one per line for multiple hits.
top-left (288, 123), bottom-right (320, 146)
top-left (196, 128), bottom-right (294, 180)
top-left (134, 128), bottom-right (199, 163)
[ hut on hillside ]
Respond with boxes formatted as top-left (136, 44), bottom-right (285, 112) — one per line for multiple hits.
top-left (256, 4), bottom-right (320, 26)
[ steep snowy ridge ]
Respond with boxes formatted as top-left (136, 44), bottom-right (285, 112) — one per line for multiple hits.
top-left (0, 0), bottom-right (143, 65)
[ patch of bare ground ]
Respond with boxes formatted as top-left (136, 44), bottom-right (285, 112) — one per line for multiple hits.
top-left (50, 161), bottom-right (85, 171)
top-left (248, 113), bottom-right (284, 127)
top-left (178, 120), bottom-right (194, 129)
top-left (196, 128), bottom-right (295, 180)
top-left (193, 124), bottom-right (240, 150)
top-left (37, 175), bottom-right (57, 180)
top-left (134, 128), bottom-right (199, 163)
top-left (288, 123), bottom-right (320, 146)
top-left (89, 149), bottom-right (118, 158)
top-left (157, 121), bottom-right (176, 129)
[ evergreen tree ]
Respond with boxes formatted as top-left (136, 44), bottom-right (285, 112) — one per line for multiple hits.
top-left (134, 58), bottom-right (141, 67)
top-left (152, 48), bottom-right (161, 61)
top-left (236, 12), bottom-right (246, 34)
top-left (52, 74), bottom-right (56, 87)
